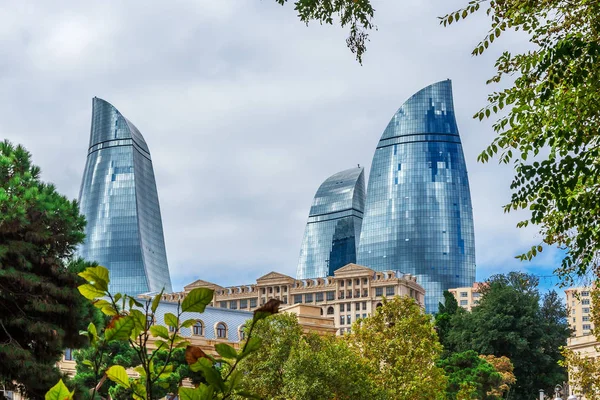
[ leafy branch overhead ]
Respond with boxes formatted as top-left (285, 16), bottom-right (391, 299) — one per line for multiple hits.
top-left (441, 0), bottom-right (600, 283)
top-left (276, 0), bottom-right (376, 63)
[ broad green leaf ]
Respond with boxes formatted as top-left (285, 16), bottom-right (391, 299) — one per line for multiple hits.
top-left (45, 379), bottom-right (72, 400)
top-left (106, 365), bottom-right (130, 388)
top-left (105, 316), bottom-right (135, 342)
top-left (78, 266), bottom-right (109, 291)
top-left (149, 325), bottom-right (170, 340)
top-left (151, 289), bottom-right (164, 314)
top-left (215, 343), bottom-right (237, 359)
top-left (128, 296), bottom-right (143, 308)
top-left (78, 284), bottom-right (105, 300)
top-left (179, 387), bottom-right (201, 400)
top-left (190, 358), bottom-right (224, 392)
top-left (164, 312), bottom-right (178, 328)
top-left (134, 365), bottom-right (146, 377)
top-left (181, 288), bottom-right (214, 313)
top-left (93, 299), bottom-right (117, 316)
top-left (240, 337), bottom-right (261, 358)
top-left (181, 318), bottom-right (197, 328)
top-left (130, 309), bottom-right (147, 336)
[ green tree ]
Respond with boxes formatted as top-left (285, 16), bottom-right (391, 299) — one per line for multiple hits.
top-left (0, 141), bottom-right (97, 399)
top-left (237, 313), bottom-right (382, 400)
top-left (445, 272), bottom-right (570, 398)
top-left (437, 350), bottom-right (505, 400)
top-left (275, 0), bottom-right (375, 63)
top-left (435, 290), bottom-right (463, 352)
top-left (348, 296), bottom-right (447, 399)
top-left (441, 0), bottom-right (600, 284)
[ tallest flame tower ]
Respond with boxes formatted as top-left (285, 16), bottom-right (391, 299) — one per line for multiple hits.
top-left (357, 80), bottom-right (475, 313)
top-left (78, 97), bottom-right (172, 295)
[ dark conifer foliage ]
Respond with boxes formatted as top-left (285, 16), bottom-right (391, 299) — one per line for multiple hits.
top-left (0, 141), bottom-right (94, 399)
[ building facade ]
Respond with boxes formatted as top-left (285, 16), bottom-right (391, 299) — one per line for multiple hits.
top-left (78, 97), bottom-right (172, 295)
top-left (448, 282), bottom-right (483, 311)
top-left (357, 80), bottom-right (476, 313)
top-left (296, 167), bottom-right (366, 279)
top-left (163, 263), bottom-right (425, 335)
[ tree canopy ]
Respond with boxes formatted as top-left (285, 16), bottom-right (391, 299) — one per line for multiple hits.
top-left (443, 272), bottom-right (570, 398)
top-left (0, 141), bottom-right (97, 399)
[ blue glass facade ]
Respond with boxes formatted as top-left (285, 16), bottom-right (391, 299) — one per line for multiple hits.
top-left (78, 97), bottom-right (173, 295)
top-left (357, 80), bottom-right (475, 313)
top-left (296, 167), bottom-right (366, 279)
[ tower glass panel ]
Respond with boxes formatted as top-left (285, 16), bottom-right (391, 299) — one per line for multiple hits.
top-left (78, 97), bottom-right (173, 295)
top-left (296, 167), bottom-right (366, 279)
top-left (357, 80), bottom-right (475, 313)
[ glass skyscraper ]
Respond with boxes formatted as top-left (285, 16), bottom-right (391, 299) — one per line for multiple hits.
top-left (357, 80), bottom-right (475, 313)
top-left (78, 97), bottom-right (173, 295)
top-left (296, 167), bottom-right (366, 279)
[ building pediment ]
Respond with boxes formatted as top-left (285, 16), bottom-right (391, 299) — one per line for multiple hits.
top-left (333, 263), bottom-right (374, 277)
top-left (256, 271), bottom-right (295, 284)
top-left (184, 279), bottom-right (223, 292)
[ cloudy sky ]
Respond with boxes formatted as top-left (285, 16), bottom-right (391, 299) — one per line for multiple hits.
top-left (0, 1), bottom-right (563, 292)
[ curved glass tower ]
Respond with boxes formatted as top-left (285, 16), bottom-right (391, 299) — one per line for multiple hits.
top-left (78, 97), bottom-right (173, 295)
top-left (296, 167), bottom-right (366, 279)
top-left (357, 80), bottom-right (475, 313)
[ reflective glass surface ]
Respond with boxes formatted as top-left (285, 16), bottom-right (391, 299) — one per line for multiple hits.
top-left (357, 80), bottom-right (476, 313)
top-left (296, 167), bottom-right (366, 279)
top-left (78, 97), bottom-right (173, 295)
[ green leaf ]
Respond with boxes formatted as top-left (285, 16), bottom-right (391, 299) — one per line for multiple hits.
top-left (78, 283), bottom-right (105, 300)
top-left (128, 296), bottom-right (143, 308)
top-left (164, 312), bottom-right (178, 328)
top-left (151, 289), bottom-right (164, 314)
top-left (78, 266), bottom-right (110, 291)
top-left (179, 387), bottom-right (201, 400)
top-left (240, 337), bottom-right (262, 358)
top-left (215, 343), bottom-right (238, 359)
top-left (182, 288), bottom-right (214, 313)
top-left (133, 365), bottom-right (146, 377)
top-left (82, 360), bottom-right (94, 368)
top-left (45, 379), bottom-right (72, 400)
top-left (150, 325), bottom-right (170, 339)
top-left (106, 365), bottom-right (130, 388)
top-left (181, 318), bottom-right (197, 328)
top-left (93, 299), bottom-right (117, 316)
top-left (105, 316), bottom-right (135, 342)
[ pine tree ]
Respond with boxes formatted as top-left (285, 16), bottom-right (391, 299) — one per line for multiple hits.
top-left (0, 141), bottom-right (95, 399)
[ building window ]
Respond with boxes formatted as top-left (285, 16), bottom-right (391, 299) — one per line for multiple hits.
top-left (362, 289), bottom-right (368, 297)
top-left (315, 292), bottom-right (324, 302)
top-left (573, 317), bottom-right (576, 323)
top-left (340, 316), bottom-right (345, 325)
top-left (362, 301), bottom-right (367, 310)
top-left (473, 292), bottom-right (481, 298)
top-left (216, 323), bottom-right (227, 339)
top-left (363, 278), bottom-right (368, 285)
top-left (64, 348), bottom-right (73, 361)
top-left (346, 315), bottom-right (351, 324)
top-left (276, 286), bottom-right (280, 293)
top-left (582, 291), bottom-right (590, 296)
top-left (375, 287), bottom-right (383, 297)
top-left (583, 316), bottom-right (590, 322)
top-left (460, 300), bottom-right (468, 306)
top-left (193, 321), bottom-right (204, 336)
top-left (294, 294), bottom-right (302, 304)
top-left (376, 303), bottom-right (382, 309)
top-left (355, 303), bottom-right (360, 311)
top-left (347, 279), bottom-right (352, 286)
top-left (239, 326), bottom-right (246, 340)
top-left (305, 293), bottom-right (313, 303)
top-left (240, 299), bottom-right (248, 309)
top-left (386, 286), bottom-right (395, 296)
top-left (583, 299), bottom-right (590, 305)
top-left (356, 314), bottom-right (360, 321)
top-left (339, 291), bottom-right (345, 299)
top-left (220, 301), bottom-right (227, 308)
top-left (282, 296), bottom-right (288, 304)
top-left (355, 289), bottom-right (360, 298)
top-left (326, 291), bottom-right (335, 301)
top-left (250, 298), bottom-right (257, 308)
top-left (572, 309), bottom-right (576, 315)
top-left (340, 280), bottom-right (344, 287)
top-left (261, 288), bottom-right (265, 294)
top-left (327, 306), bottom-right (334, 315)
top-left (583, 307), bottom-right (590, 313)
top-left (363, 313), bottom-right (367, 319)
top-left (347, 290), bottom-right (352, 298)
top-left (340, 303), bottom-right (345, 312)
top-left (355, 279), bottom-right (360, 285)
top-left (268, 287), bottom-right (273, 294)
top-left (460, 292), bottom-right (468, 297)
top-left (583, 324), bottom-right (591, 331)
top-left (169, 325), bottom-right (176, 333)
top-left (230, 301), bottom-right (237, 310)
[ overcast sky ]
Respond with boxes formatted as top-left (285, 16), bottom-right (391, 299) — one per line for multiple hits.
top-left (0, 1), bottom-right (563, 292)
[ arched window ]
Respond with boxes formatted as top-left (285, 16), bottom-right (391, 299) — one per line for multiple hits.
top-left (193, 321), bottom-right (204, 336)
top-left (238, 325), bottom-right (246, 340)
top-left (216, 322), bottom-right (227, 339)
top-left (327, 306), bottom-right (334, 315)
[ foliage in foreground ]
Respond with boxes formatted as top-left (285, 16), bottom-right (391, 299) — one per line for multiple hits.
top-left (47, 265), bottom-right (282, 400)
top-left (443, 0), bottom-right (600, 284)
top-left (441, 272), bottom-right (570, 398)
top-left (235, 313), bottom-right (384, 399)
top-left (348, 296), bottom-right (447, 399)
top-left (0, 141), bottom-right (98, 400)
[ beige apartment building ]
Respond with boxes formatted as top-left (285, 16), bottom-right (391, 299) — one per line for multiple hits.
top-left (163, 263), bottom-right (425, 335)
top-left (448, 282), bottom-right (483, 311)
